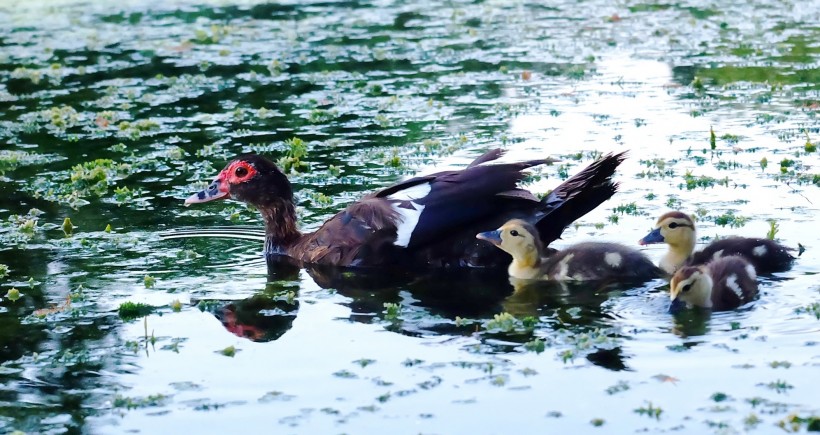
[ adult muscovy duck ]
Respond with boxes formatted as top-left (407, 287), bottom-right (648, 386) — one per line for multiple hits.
top-left (184, 149), bottom-right (627, 268)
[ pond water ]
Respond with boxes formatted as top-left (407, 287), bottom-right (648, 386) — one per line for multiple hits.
top-left (1, 0), bottom-right (819, 433)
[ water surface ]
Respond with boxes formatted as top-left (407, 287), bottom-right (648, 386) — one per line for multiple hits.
top-left (0, 0), bottom-right (819, 433)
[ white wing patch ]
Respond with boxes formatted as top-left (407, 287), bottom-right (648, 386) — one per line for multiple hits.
top-left (604, 252), bottom-right (623, 268)
top-left (388, 182), bottom-right (432, 202)
top-left (712, 249), bottom-right (724, 260)
top-left (389, 182), bottom-right (432, 247)
top-left (725, 273), bottom-right (744, 299)
top-left (752, 245), bottom-right (767, 257)
top-left (744, 263), bottom-right (757, 280)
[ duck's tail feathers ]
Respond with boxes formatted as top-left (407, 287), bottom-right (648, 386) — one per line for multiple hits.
top-left (534, 151), bottom-right (628, 244)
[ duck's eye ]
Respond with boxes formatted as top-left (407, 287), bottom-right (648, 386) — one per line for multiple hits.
top-left (668, 222), bottom-right (679, 229)
top-left (235, 166), bottom-right (248, 178)
top-left (682, 283), bottom-right (692, 292)
top-left (509, 230), bottom-right (520, 237)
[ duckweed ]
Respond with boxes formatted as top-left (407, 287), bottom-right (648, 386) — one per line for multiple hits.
top-left (143, 275), bottom-right (156, 288)
top-left (113, 393), bottom-right (169, 410)
top-left (383, 303), bottom-right (400, 320)
top-left (218, 346), bottom-right (237, 357)
top-left (714, 211), bottom-right (749, 228)
top-left (61, 217), bottom-right (75, 235)
top-left (118, 302), bottom-right (154, 320)
top-left (634, 401), bottom-right (663, 419)
top-left (795, 303), bottom-right (820, 319)
top-left (0, 0), bottom-right (818, 433)
top-left (5, 288), bottom-right (21, 302)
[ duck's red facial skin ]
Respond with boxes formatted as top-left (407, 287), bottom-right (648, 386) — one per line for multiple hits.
top-left (184, 160), bottom-right (258, 206)
top-left (222, 160), bottom-right (257, 185)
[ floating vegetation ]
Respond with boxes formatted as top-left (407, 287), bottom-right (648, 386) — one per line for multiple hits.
top-left (218, 345), bottom-right (237, 357)
top-left (634, 401), bottom-right (663, 420)
top-left (383, 302), bottom-right (401, 321)
top-left (760, 379), bottom-right (794, 394)
top-left (0, 0), bottom-right (819, 432)
top-left (612, 202), bottom-right (641, 215)
top-left (118, 302), bottom-right (154, 320)
top-left (590, 418), bottom-right (605, 427)
top-left (0, 208), bottom-right (46, 245)
top-left (681, 171), bottom-right (726, 190)
top-left (766, 220), bottom-right (779, 240)
top-left (794, 303), bottom-right (820, 319)
top-left (714, 211), bottom-right (749, 228)
top-left (277, 137), bottom-right (309, 174)
top-left (484, 312), bottom-right (534, 333)
top-left (4, 287), bottom-right (21, 302)
top-left (170, 300), bottom-right (182, 312)
top-left (0, 150), bottom-right (55, 174)
top-left (710, 126), bottom-right (717, 150)
top-left (113, 394), bottom-right (169, 410)
top-left (61, 217), bottom-right (75, 235)
top-left (605, 380), bottom-right (630, 395)
top-left (805, 132), bottom-right (816, 153)
top-left (777, 414), bottom-right (820, 432)
top-left (523, 338), bottom-right (546, 354)
top-left (27, 159), bottom-right (133, 208)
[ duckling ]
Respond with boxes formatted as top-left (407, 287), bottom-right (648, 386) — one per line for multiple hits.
top-left (477, 219), bottom-right (663, 281)
top-left (669, 255), bottom-right (758, 312)
top-left (639, 211), bottom-right (795, 274)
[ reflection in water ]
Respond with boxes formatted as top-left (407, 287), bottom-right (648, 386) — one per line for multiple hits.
top-left (198, 255), bottom-right (659, 373)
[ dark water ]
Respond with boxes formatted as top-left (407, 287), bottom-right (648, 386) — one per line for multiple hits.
top-left (0, 0), bottom-right (819, 433)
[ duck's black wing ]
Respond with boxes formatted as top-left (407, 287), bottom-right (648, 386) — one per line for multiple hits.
top-left (532, 151), bottom-right (627, 246)
top-left (301, 149), bottom-right (625, 268)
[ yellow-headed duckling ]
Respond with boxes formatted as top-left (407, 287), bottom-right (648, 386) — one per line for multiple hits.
top-left (639, 211), bottom-right (795, 275)
top-left (477, 219), bottom-right (663, 281)
top-left (669, 255), bottom-right (758, 312)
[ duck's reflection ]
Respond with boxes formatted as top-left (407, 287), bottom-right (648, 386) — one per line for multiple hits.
top-left (198, 257), bottom-right (663, 371)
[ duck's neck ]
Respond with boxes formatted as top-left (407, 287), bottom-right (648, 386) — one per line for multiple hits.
top-left (260, 200), bottom-right (302, 254)
top-left (662, 238), bottom-right (696, 274)
top-left (508, 251), bottom-right (542, 280)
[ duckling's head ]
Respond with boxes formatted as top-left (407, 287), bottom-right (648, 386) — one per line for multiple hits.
top-left (639, 211), bottom-right (696, 249)
top-left (669, 265), bottom-right (713, 312)
top-left (477, 219), bottom-right (544, 262)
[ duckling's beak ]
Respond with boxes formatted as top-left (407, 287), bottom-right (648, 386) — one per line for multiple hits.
top-left (668, 297), bottom-right (686, 314)
top-left (639, 227), bottom-right (665, 245)
top-left (184, 178), bottom-right (231, 206)
top-left (476, 230), bottom-right (502, 246)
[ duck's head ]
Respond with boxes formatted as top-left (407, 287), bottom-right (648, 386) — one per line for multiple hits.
top-left (476, 219), bottom-right (543, 261)
top-left (669, 265), bottom-right (713, 312)
top-left (185, 154), bottom-right (292, 208)
top-left (639, 211), bottom-right (696, 248)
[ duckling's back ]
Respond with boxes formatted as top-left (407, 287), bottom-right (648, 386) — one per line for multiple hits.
top-left (691, 237), bottom-right (794, 273)
top-left (706, 255), bottom-right (759, 310)
top-left (542, 242), bottom-right (662, 281)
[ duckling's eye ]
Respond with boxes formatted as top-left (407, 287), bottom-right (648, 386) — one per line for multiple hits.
top-left (668, 222), bottom-right (679, 229)
top-left (509, 230), bottom-right (520, 237)
top-left (235, 166), bottom-right (248, 178)
top-left (682, 283), bottom-right (692, 292)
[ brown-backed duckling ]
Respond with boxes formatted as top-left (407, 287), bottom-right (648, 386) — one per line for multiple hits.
top-left (639, 211), bottom-right (794, 274)
top-left (477, 219), bottom-right (663, 281)
top-left (669, 255), bottom-right (758, 312)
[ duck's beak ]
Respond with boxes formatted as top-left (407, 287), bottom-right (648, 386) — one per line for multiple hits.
top-left (184, 178), bottom-right (230, 206)
top-left (668, 297), bottom-right (686, 314)
top-left (476, 230), bottom-right (502, 246)
top-left (639, 227), bottom-right (664, 245)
